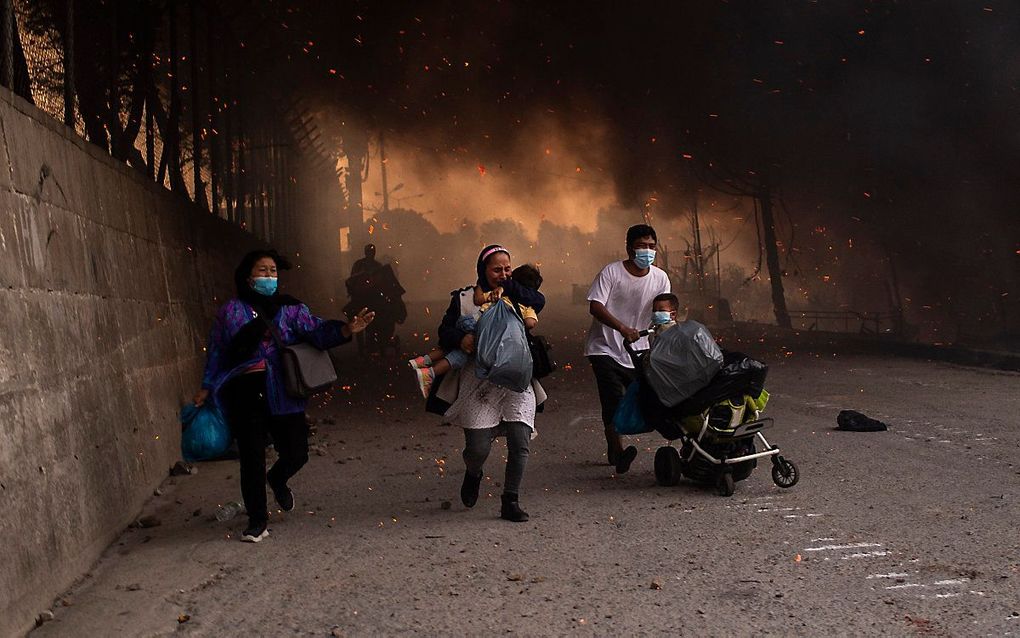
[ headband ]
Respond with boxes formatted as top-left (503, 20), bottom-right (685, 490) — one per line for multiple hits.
top-left (479, 246), bottom-right (511, 263)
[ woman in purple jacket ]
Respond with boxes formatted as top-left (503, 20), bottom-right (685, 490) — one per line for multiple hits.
top-left (193, 249), bottom-right (374, 542)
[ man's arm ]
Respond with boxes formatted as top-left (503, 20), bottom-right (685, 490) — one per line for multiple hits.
top-left (589, 300), bottom-right (640, 343)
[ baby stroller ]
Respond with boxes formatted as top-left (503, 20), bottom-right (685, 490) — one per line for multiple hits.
top-left (621, 329), bottom-right (799, 497)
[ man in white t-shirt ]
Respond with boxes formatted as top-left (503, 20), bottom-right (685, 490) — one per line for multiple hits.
top-left (584, 224), bottom-right (671, 474)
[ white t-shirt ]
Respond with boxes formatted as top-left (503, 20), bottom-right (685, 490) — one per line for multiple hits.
top-left (584, 261), bottom-right (671, 368)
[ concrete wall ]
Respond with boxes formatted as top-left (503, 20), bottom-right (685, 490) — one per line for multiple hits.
top-left (0, 88), bottom-right (274, 636)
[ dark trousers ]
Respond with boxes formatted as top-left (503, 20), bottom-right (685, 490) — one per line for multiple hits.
top-left (587, 355), bottom-right (637, 457)
top-left (221, 372), bottom-right (309, 524)
top-left (462, 422), bottom-right (531, 495)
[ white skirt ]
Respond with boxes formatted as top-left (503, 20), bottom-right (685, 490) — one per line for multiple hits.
top-left (444, 360), bottom-right (536, 431)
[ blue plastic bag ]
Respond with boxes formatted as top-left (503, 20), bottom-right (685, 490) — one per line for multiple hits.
top-left (180, 402), bottom-right (231, 462)
top-left (613, 381), bottom-right (653, 435)
top-left (474, 300), bottom-right (533, 392)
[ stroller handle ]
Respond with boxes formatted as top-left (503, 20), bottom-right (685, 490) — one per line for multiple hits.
top-left (623, 329), bottom-right (651, 365)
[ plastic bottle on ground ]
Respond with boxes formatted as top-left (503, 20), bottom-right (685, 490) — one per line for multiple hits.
top-left (215, 501), bottom-right (246, 522)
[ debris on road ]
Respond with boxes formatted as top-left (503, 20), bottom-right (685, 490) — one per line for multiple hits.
top-left (135, 515), bottom-right (161, 528)
top-left (170, 461), bottom-right (197, 476)
top-left (215, 501), bottom-right (245, 522)
top-left (836, 410), bottom-right (888, 432)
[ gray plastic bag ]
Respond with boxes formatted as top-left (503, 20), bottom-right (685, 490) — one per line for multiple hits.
top-left (645, 320), bottom-right (723, 407)
top-left (474, 300), bottom-right (534, 392)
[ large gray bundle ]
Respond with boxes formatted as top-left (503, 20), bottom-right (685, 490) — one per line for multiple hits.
top-left (645, 321), bottom-right (724, 407)
top-left (474, 299), bottom-right (533, 392)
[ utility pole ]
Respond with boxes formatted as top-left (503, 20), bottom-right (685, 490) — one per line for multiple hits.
top-left (343, 124), bottom-right (368, 248)
top-left (379, 129), bottom-right (389, 212)
top-left (758, 178), bottom-right (792, 328)
top-left (691, 198), bottom-right (706, 296)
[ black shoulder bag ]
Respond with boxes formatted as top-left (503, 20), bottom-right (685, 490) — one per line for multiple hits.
top-left (510, 299), bottom-right (557, 380)
top-left (263, 317), bottom-right (338, 398)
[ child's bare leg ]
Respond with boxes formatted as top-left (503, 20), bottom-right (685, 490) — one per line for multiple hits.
top-left (432, 358), bottom-right (452, 376)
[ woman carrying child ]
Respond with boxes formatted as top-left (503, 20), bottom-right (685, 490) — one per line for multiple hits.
top-left (415, 245), bottom-right (546, 522)
top-left (409, 262), bottom-right (540, 397)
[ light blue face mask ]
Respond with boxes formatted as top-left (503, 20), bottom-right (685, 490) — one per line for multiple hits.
top-left (251, 276), bottom-right (278, 296)
top-left (633, 248), bottom-right (656, 269)
top-left (652, 310), bottom-right (672, 325)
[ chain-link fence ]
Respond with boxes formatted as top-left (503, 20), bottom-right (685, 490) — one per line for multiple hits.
top-left (2, 0), bottom-right (310, 242)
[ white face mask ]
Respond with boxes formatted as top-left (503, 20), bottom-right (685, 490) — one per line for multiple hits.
top-left (633, 248), bottom-right (656, 269)
top-left (251, 276), bottom-right (278, 296)
top-left (652, 311), bottom-right (672, 325)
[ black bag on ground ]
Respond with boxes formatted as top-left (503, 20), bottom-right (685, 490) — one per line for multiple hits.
top-left (836, 410), bottom-right (888, 432)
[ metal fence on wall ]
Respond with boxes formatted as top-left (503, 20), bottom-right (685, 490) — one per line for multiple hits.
top-left (2, 0), bottom-right (311, 242)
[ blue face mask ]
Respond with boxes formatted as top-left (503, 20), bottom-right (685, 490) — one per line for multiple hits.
top-left (652, 311), bottom-right (672, 325)
top-left (251, 277), bottom-right (278, 296)
top-left (633, 248), bottom-right (656, 269)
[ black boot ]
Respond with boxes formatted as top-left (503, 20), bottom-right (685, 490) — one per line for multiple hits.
top-left (615, 445), bottom-right (638, 474)
top-left (460, 471), bottom-right (482, 508)
top-left (500, 492), bottom-right (529, 522)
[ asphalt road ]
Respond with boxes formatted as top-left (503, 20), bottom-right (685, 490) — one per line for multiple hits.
top-left (28, 339), bottom-right (1020, 637)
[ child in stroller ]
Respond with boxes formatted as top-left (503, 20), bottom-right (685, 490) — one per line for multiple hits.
top-left (616, 299), bottom-right (799, 496)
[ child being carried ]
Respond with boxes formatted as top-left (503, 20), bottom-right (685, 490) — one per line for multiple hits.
top-left (409, 264), bottom-right (542, 398)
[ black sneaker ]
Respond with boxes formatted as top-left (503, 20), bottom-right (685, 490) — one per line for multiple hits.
top-left (241, 521), bottom-right (269, 543)
top-left (615, 446), bottom-right (638, 474)
top-left (271, 481), bottom-right (295, 512)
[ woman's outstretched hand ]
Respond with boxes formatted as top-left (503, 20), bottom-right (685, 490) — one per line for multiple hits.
top-left (344, 307), bottom-right (376, 336)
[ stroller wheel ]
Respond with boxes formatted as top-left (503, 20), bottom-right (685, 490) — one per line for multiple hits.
top-left (771, 457), bottom-right (799, 488)
top-left (654, 446), bottom-right (682, 486)
top-left (715, 472), bottom-right (735, 497)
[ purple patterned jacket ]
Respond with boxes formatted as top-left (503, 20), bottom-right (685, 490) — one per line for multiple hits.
top-left (201, 299), bottom-right (351, 415)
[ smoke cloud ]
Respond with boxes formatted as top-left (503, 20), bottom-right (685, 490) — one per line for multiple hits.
top-left (241, 1), bottom-right (1019, 342)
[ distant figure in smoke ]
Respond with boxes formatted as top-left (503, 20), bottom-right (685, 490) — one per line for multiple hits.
top-left (350, 243), bottom-right (381, 278)
top-left (428, 245), bottom-right (547, 522)
top-left (584, 224), bottom-right (671, 474)
top-left (194, 249), bottom-right (374, 543)
top-left (344, 243), bottom-right (407, 356)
